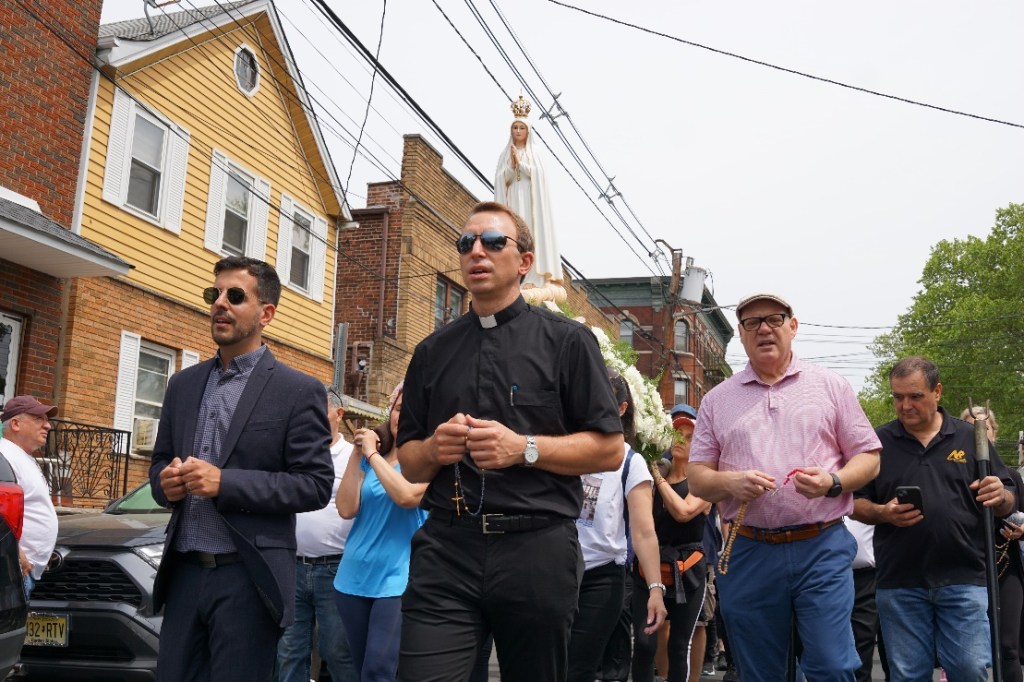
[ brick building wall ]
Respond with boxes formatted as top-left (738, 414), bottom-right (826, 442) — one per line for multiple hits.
top-left (0, 262), bottom-right (62, 399)
top-left (0, 1), bottom-right (102, 404)
top-left (591, 278), bottom-right (733, 410)
top-left (0, 0), bottom-right (99, 226)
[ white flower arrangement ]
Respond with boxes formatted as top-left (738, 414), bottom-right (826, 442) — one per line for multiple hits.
top-left (591, 326), bottom-right (677, 462)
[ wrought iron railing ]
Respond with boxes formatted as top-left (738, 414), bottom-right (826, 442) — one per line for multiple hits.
top-left (43, 419), bottom-right (131, 506)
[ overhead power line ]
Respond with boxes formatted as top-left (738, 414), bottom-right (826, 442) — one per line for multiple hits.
top-left (459, 0), bottom-right (662, 271)
top-left (345, 0), bottom-right (387, 196)
top-left (427, 0), bottom-right (660, 278)
top-left (483, 0), bottom-right (661, 250)
top-left (306, 0), bottom-right (494, 188)
top-left (549, 0), bottom-right (1024, 131)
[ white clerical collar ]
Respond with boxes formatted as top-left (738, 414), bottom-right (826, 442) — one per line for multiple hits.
top-left (471, 296), bottom-right (528, 329)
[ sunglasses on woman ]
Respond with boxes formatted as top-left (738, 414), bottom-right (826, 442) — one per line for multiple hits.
top-left (455, 231), bottom-right (524, 255)
top-left (203, 286), bottom-right (249, 305)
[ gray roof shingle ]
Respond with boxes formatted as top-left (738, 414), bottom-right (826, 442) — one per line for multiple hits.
top-left (0, 197), bottom-right (131, 268)
top-left (99, 1), bottom-right (256, 41)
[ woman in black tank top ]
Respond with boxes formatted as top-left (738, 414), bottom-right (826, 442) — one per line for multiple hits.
top-left (632, 410), bottom-right (711, 682)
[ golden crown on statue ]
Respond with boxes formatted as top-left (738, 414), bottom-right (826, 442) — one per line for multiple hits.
top-left (511, 95), bottom-right (532, 119)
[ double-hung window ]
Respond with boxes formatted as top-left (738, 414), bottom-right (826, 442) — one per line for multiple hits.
top-left (275, 194), bottom-right (327, 301)
top-left (114, 332), bottom-right (200, 454)
top-left (103, 88), bottom-right (190, 232)
top-left (204, 150), bottom-right (270, 261)
top-left (223, 169), bottom-right (254, 257)
top-left (289, 209), bottom-right (312, 290)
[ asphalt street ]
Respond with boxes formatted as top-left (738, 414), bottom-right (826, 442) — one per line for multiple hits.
top-left (481, 645), bottom-right (958, 681)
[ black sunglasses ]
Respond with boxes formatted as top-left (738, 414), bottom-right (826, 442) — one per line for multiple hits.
top-left (455, 231), bottom-right (523, 255)
top-left (203, 286), bottom-right (249, 305)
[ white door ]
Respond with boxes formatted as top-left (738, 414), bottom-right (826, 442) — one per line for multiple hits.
top-left (0, 313), bottom-right (23, 406)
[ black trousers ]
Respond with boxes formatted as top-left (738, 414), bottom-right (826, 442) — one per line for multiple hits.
top-left (157, 560), bottom-right (281, 682)
top-left (632, 564), bottom-right (705, 682)
top-left (398, 516), bottom-right (582, 682)
top-left (850, 567), bottom-right (879, 682)
top-left (1000, 567), bottom-right (1024, 682)
top-left (567, 561), bottom-right (626, 682)
top-left (597, 567), bottom-right (635, 681)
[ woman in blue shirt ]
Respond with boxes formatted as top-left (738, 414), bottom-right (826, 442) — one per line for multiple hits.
top-left (335, 383), bottom-right (427, 681)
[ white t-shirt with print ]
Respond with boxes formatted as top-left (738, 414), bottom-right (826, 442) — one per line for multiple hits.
top-left (577, 443), bottom-right (653, 571)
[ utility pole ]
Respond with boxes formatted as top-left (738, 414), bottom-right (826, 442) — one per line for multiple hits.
top-left (655, 239), bottom-right (683, 407)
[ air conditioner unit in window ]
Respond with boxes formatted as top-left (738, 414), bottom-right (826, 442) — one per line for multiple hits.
top-left (133, 417), bottom-right (159, 453)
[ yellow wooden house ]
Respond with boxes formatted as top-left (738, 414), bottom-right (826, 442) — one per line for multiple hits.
top-left (58, 0), bottom-right (349, 494)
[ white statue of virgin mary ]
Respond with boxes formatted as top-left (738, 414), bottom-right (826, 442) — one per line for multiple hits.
top-left (494, 97), bottom-right (565, 303)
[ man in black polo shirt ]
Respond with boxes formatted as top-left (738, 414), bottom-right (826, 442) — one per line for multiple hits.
top-left (853, 356), bottom-right (1015, 682)
top-left (396, 201), bottom-right (624, 681)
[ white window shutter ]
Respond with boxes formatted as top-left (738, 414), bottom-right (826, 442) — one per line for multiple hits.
top-left (181, 349), bottom-right (200, 369)
top-left (275, 194), bottom-right (294, 285)
top-left (247, 177), bottom-right (271, 260)
top-left (310, 215), bottom-right (328, 303)
top-left (113, 331), bottom-right (141, 453)
top-left (163, 124), bottom-right (190, 234)
top-left (103, 88), bottom-right (133, 205)
top-left (204, 150), bottom-right (228, 253)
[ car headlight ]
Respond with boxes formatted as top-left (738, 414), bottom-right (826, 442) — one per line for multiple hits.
top-left (134, 543), bottom-right (164, 569)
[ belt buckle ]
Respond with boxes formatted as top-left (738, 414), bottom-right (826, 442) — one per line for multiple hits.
top-left (481, 514), bottom-right (505, 534)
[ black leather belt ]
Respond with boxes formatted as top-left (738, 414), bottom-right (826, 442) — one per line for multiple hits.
top-left (429, 509), bottom-right (561, 534)
top-left (177, 551), bottom-right (240, 568)
top-left (297, 553), bottom-right (342, 565)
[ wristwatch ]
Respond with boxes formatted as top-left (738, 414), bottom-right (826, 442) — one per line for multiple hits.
top-left (825, 472), bottom-right (843, 498)
top-left (523, 435), bottom-right (539, 467)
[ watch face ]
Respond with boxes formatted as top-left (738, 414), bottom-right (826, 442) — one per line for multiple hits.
top-left (524, 437), bottom-right (539, 465)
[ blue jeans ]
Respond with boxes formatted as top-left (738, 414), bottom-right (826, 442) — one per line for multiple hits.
top-left (276, 558), bottom-right (358, 682)
top-left (24, 574), bottom-right (35, 599)
top-left (876, 585), bottom-right (990, 682)
top-left (717, 523), bottom-right (859, 682)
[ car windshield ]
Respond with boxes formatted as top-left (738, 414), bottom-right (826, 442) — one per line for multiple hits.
top-left (106, 482), bottom-right (167, 515)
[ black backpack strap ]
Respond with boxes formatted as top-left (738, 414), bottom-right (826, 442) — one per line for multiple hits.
top-left (621, 448), bottom-right (636, 537)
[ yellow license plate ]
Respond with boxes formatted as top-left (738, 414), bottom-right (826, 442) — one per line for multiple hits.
top-left (26, 612), bottom-right (69, 647)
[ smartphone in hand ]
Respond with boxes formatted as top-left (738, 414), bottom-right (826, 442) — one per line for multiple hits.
top-left (895, 486), bottom-right (924, 514)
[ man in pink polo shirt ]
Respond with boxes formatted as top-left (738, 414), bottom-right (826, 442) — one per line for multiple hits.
top-left (689, 293), bottom-right (881, 682)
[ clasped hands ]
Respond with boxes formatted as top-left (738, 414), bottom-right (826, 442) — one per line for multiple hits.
top-left (353, 428), bottom-right (382, 461)
top-left (725, 466), bottom-right (836, 502)
top-left (159, 456), bottom-right (222, 502)
top-left (432, 413), bottom-right (525, 470)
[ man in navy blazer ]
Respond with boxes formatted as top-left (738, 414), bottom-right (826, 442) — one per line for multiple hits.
top-left (149, 256), bottom-right (333, 682)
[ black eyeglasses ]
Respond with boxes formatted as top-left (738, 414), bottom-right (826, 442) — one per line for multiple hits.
top-left (455, 231), bottom-right (523, 255)
top-left (739, 313), bottom-right (789, 331)
top-left (203, 286), bottom-right (249, 305)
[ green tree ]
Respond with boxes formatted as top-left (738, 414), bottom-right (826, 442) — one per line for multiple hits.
top-left (859, 203), bottom-right (1024, 460)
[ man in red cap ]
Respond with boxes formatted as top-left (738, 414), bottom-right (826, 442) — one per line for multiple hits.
top-left (0, 396), bottom-right (59, 596)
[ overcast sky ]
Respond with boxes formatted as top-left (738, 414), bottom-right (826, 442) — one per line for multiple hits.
top-left (101, 0), bottom-right (1024, 391)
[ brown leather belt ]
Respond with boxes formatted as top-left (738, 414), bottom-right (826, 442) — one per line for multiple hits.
top-left (736, 518), bottom-right (842, 545)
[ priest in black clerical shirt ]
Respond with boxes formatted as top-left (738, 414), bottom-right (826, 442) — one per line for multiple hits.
top-left (396, 201), bottom-right (624, 682)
